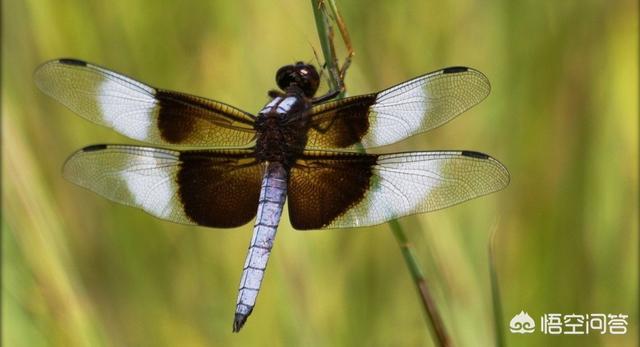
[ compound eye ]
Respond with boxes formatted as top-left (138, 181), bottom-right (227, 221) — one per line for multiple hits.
top-left (275, 65), bottom-right (295, 91)
top-left (299, 66), bottom-right (320, 97)
top-left (275, 64), bottom-right (320, 96)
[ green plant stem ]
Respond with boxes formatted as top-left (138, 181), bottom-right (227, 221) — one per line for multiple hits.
top-left (389, 220), bottom-right (451, 347)
top-left (489, 229), bottom-right (505, 347)
top-left (310, 1), bottom-right (451, 346)
top-left (310, 0), bottom-right (344, 97)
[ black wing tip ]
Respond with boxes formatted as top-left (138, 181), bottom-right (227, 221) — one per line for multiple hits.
top-left (232, 313), bottom-right (249, 333)
top-left (442, 66), bottom-right (490, 88)
top-left (82, 144), bottom-right (108, 152)
top-left (442, 66), bottom-right (469, 74)
top-left (460, 150), bottom-right (511, 186)
top-left (461, 150), bottom-right (490, 159)
top-left (58, 58), bottom-right (87, 66)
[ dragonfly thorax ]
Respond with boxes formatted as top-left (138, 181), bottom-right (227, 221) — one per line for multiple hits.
top-left (255, 94), bottom-right (312, 167)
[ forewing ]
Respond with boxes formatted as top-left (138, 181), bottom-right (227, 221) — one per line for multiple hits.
top-left (35, 59), bottom-right (256, 147)
top-left (288, 150), bottom-right (509, 229)
top-left (306, 67), bottom-right (490, 149)
top-left (64, 145), bottom-right (263, 228)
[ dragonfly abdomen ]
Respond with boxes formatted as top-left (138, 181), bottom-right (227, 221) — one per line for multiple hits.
top-left (233, 162), bottom-right (288, 332)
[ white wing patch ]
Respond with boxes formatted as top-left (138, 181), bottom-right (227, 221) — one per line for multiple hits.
top-left (119, 148), bottom-right (177, 218)
top-left (369, 80), bottom-right (428, 147)
top-left (98, 77), bottom-right (158, 141)
top-left (361, 158), bottom-right (442, 225)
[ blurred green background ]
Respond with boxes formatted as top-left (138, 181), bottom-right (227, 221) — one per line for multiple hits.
top-left (3, 0), bottom-right (637, 346)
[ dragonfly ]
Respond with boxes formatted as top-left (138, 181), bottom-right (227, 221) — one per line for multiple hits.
top-left (35, 58), bottom-right (509, 332)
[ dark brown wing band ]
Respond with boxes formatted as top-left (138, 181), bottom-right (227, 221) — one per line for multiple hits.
top-left (288, 151), bottom-right (377, 230)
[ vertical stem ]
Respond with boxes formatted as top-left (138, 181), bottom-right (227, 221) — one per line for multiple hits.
top-left (310, 1), bottom-right (451, 346)
top-left (489, 229), bottom-right (505, 347)
top-left (311, 0), bottom-right (342, 96)
top-left (389, 220), bottom-right (451, 347)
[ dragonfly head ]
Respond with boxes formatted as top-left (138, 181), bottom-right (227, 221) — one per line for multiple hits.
top-left (275, 62), bottom-right (320, 97)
